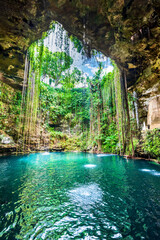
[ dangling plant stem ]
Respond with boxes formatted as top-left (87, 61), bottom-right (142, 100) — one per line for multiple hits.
top-left (17, 38), bottom-right (45, 152)
top-left (124, 70), bottom-right (135, 156)
top-left (114, 65), bottom-right (124, 155)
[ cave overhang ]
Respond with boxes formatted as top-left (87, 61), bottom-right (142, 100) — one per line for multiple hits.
top-left (0, 0), bottom-right (159, 96)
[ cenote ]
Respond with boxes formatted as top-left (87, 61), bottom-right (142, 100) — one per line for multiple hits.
top-left (0, 152), bottom-right (160, 239)
top-left (0, 1), bottom-right (160, 239)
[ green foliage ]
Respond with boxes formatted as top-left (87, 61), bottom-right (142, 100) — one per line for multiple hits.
top-left (128, 138), bottom-right (139, 155)
top-left (143, 129), bottom-right (160, 159)
top-left (70, 35), bottom-right (83, 53)
top-left (101, 120), bottom-right (119, 153)
top-left (40, 81), bottom-right (90, 127)
top-left (40, 82), bottom-right (66, 125)
top-left (70, 88), bottom-right (90, 127)
top-left (49, 128), bottom-right (67, 140)
top-left (0, 82), bottom-right (22, 137)
top-left (87, 64), bottom-right (118, 152)
top-left (41, 49), bottom-right (73, 85)
top-left (101, 71), bottom-right (116, 117)
top-left (60, 67), bottom-right (83, 89)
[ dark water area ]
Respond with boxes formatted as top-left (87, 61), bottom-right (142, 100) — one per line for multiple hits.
top-left (0, 152), bottom-right (160, 239)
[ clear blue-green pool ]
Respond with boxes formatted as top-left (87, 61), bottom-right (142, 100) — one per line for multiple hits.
top-left (0, 152), bottom-right (160, 239)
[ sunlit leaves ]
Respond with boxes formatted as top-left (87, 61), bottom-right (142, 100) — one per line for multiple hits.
top-left (41, 49), bottom-right (73, 86)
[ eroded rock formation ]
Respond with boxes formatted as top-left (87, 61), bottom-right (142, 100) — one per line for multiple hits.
top-left (147, 95), bottom-right (160, 129)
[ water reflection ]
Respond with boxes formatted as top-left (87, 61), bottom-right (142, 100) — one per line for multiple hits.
top-left (84, 164), bottom-right (96, 168)
top-left (42, 152), bottom-right (50, 155)
top-left (140, 169), bottom-right (160, 176)
top-left (97, 154), bottom-right (116, 157)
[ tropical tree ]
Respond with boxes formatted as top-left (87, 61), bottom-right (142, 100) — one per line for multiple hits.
top-left (41, 48), bottom-right (73, 85)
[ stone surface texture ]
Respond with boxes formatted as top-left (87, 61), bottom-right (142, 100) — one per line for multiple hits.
top-left (147, 96), bottom-right (160, 129)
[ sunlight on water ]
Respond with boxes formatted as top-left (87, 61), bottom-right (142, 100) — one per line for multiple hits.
top-left (140, 169), bottom-right (151, 172)
top-left (68, 183), bottom-right (102, 209)
top-left (97, 154), bottom-right (116, 157)
top-left (84, 164), bottom-right (96, 168)
top-left (112, 233), bottom-right (123, 239)
top-left (152, 171), bottom-right (160, 176)
top-left (42, 152), bottom-right (50, 155)
top-left (140, 169), bottom-right (160, 176)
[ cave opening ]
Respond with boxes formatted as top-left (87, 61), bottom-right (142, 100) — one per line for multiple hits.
top-left (0, 20), bottom-right (140, 156)
top-left (17, 21), bottom-right (118, 154)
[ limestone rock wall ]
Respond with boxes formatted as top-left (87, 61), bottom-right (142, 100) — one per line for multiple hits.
top-left (147, 96), bottom-right (160, 129)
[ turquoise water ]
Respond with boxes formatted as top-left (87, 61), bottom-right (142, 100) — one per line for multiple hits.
top-left (0, 152), bottom-right (160, 239)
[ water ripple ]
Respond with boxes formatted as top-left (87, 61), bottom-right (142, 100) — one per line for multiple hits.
top-left (0, 152), bottom-right (160, 239)
top-left (68, 183), bottom-right (102, 210)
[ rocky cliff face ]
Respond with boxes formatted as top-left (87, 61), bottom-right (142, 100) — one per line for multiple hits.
top-left (0, 0), bottom-right (159, 122)
top-left (147, 96), bottom-right (160, 129)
